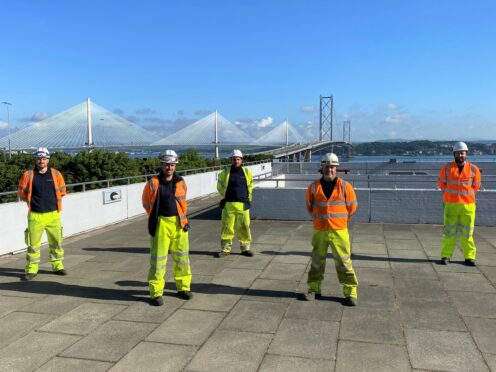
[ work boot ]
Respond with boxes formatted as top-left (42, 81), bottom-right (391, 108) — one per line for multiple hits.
top-left (303, 292), bottom-right (316, 301)
top-left (21, 273), bottom-right (37, 281)
top-left (216, 251), bottom-right (230, 258)
top-left (241, 250), bottom-right (254, 257)
top-left (150, 296), bottom-right (164, 306)
top-left (54, 269), bottom-right (67, 276)
top-left (464, 259), bottom-right (476, 267)
top-left (343, 297), bottom-right (358, 307)
top-left (440, 257), bottom-right (449, 265)
top-left (178, 291), bottom-right (193, 300)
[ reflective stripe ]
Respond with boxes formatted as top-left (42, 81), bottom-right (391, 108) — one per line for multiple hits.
top-left (445, 231), bottom-right (457, 238)
top-left (27, 247), bottom-right (39, 253)
top-left (175, 261), bottom-right (190, 267)
top-left (311, 262), bottom-right (325, 270)
top-left (445, 223), bottom-right (458, 230)
top-left (176, 195), bottom-right (186, 200)
top-left (27, 258), bottom-right (41, 263)
top-left (312, 201), bottom-right (346, 207)
top-left (336, 263), bottom-right (353, 271)
top-left (311, 212), bottom-right (349, 219)
top-left (346, 200), bottom-right (357, 207)
top-left (18, 185), bottom-right (29, 192)
top-left (148, 179), bottom-right (156, 194)
top-left (171, 251), bottom-right (189, 257)
top-left (438, 177), bottom-right (447, 183)
top-left (445, 180), bottom-right (473, 185)
top-left (334, 255), bottom-right (350, 263)
top-left (50, 254), bottom-right (64, 259)
top-left (150, 255), bottom-right (168, 262)
top-left (460, 232), bottom-right (472, 239)
top-left (443, 189), bottom-right (475, 195)
top-left (154, 263), bottom-right (167, 270)
top-left (179, 215), bottom-right (187, 220)
top-left (458, 224), bottom-right (474, 231)
top-left (56, 186), bottom-right (66, 192)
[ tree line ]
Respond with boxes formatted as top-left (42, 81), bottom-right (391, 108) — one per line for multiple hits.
top-left (354, 141), bottom-right (496, 156)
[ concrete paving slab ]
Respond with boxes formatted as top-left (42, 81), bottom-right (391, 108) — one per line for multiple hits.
top-left (351, 242), bottom-right (387, 255)
top-left (39, 302), bottom-right (127, 335)
top-left (243, 278), bottom-right (297, 303)
top-left (483, 353), bottom-right (496, 372)
top-left (227, 255), bottom-right (272, 269)
top-left (405, 328), bottom-right (489, 371)
top-left (37, 357), bottom-right (113, 372)
top-left (0, 331), bottom-right (80, 372)
top-left (271, 252), bottom-right (311, 265)
top-left (439, 272), bottom-right (496, 293)
top-left (335, 340), bottom-right (411, 372)
top-left (479, 265), bottom-right (496, 286)
top-left (211, 268), bottom-right (260, 287)
top-left (351, 253), bottom-right (391, 269)
top-left (394, 278), bottom-right (447, 301)
top-left (0, 311), bottom-right (55, 349)
top-left (463, 316), bottom-right (496, 354)
top-left (190, 258), bottom-right (231, 275)
top-left (259, 262), bottom-right (307, 281)
top-left (259, 354), bottom-right (334, 372)
top-left (147, 309), bottom-right (224, 345)
top-left (61, 320), bottom-right (157, 362)
top-left (352, 234), bottom-right (385, 244)
top-left (388, 248), bottom-right (428, 260)
top-left (477, 252), bottom-right (496, 266)
top-left (399, 298), bottom-right (466, 331)
top-left (391, 262), bottom-right (438, 279)
top-left (285, 297), bottom-right (343, 321)
top-left (449, 291), bottom-right (496, 318)
top-left (109, 342), bottom-right (197, 372)
top-left (0, 295), bottom-right (35, 317)
top-left (357, 285), bottom-right (395, 309)
top-left (384, 230), bottom-right (417, 240)
top-left (185, 330), bottom-right (272, 372)
top-left (387, 239), bottom-right (424, 250)
top-left (18, 294), bottom-right (86, 315)
top-left (356, 267), bottom-right (393, 287)
top-left (268, 318), bottom-right (339, 359)
top-left (340, 308), bottom-right (404, 345)
top-left (255, 234), bottom-right (289, 245)
top-left (219, 300), bottom-right (286, 333)
top-left (113, 296), bottom-right (183, 323)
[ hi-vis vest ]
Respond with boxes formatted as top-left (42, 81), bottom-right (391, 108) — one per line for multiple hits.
top-left (142, 176), bottom-right (188, 228)
top-left (18, 168), bottom-right (67, 212)
top-left (306, 178), bottom-right (358, 231)
top-left (437, 161), bottom-right (481, 204)
top-left (217, 166), bottom-right (254, 202)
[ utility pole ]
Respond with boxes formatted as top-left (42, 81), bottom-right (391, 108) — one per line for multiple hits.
top-left (86, 97), bottom-right (93, 149)
top-left (319, 95), bottom-right (333, 142)
top-left (2, 101), bottom-right (12, 159)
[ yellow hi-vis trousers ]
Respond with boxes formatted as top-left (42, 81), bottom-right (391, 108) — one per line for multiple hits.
top-left (441, 202), bottom-right (477, 260)
top-left (220, 201), bottom-right (252, 252)
top-left (148, 216), bottom-right (192, 298)
top-left (24, 211), bottom-right (64, 274)
top-left (308, 229), bottom-right (358, 299)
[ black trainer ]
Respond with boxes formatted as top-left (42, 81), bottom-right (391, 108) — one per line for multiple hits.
top-left (178, 291), bottom-right (193, 300)
top-left (241, 250), bottom-right (254, 257)
top-left (21, 273), bottom-right (37, 281)
top-left (343, 297), bottom-right (358, 307)
top-left (464, 259), bottom-right (476, 266)
top-left (440, 257), bottom-right (449, 265)
top-left (54, 269), bottom-right (67, 276)
top-left (150, 296), bottom-right (164, 306)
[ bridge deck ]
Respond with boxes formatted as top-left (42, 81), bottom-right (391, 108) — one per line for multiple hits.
top-left (0, 196), bottom-right (495, 371)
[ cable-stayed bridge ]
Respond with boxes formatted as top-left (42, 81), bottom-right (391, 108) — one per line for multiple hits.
top-left (0, 99), bottom-right (352, 159)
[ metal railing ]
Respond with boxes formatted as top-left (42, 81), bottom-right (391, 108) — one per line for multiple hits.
top-left (0, 160), bottom-right (273, 200)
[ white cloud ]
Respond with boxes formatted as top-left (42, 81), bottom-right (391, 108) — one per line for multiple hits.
top-left (21, 112), bottom-right (51, 123)
top-left (0, 121), bottom-right (8, 129)
top-left (385, 103), bottom-right (399, 110)
top-left (301, 105), bottom-right (316, 113)
top-left (258, 116), bottom-right (273, 128)
top-left (384, 114), bottom-right (409, 124)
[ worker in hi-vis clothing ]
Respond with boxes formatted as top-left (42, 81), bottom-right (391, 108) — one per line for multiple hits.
top-left (142, 150), bottom-right (192, 306)
top-left (304, 153), bottom-right (359, 306)
top-left (17, 147), bottom-right (67, 281)
top-left (216, 149), bottom-right (254, 257)
top-left (438, 141), bottom-right (481, 266)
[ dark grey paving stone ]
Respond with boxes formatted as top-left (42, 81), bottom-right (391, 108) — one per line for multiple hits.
top-left (113, 297), bottom-right (183, 323)
top-left (190, 259), bottom-right (231, 275)
top-left (386, 239), bottom-right (423, 250)
top-left (219, 300), bottom-right (286, 333)
top-left (0, 331), bottom-right (80, 372)
top-left (479, 265), bottom-right (496, 286)
top-left (384, 231), bottom-right (417, 240)
top-left (439, 272), bottom-right (496, 293)
top-left (351, 254), bottom-right (390, 269)
top-left (265, 226), bottom-right (301, 235)
top-left (268, 318), bottom-right (338, 359)
top-left (259, 263), bottom-right (307, 281)
top-left (243, 278), bottom-right (297, 303)
top-left (388, 248), bottom-right (428, 260)
top-left (340, 308), bottom-right (404, 345)
top-left (399, 298), bottom-right (466, 331)
top-left (212, 268), bottom-right (260, 287)
top-left (39, 302), bottom-right (127, 335)
top-left (336, 340), bottom-right (411, 372)
top-left (227, 255), bottom-right (272, 270)
top-left (0, 295), bottom-right (36, 317)
top-left (394, 278), bottom-right (447, 301)
top-left (405, 329), bottom-right (489, 371)
top-left (255, 235), bottom-right (289, 245)
top-left (109, 342), bottom-right (197, 372)
top-left (286, 296), bottom-right (343, 321)
top-left (186, 330), bottom-right (272, 371)
top-left (449, 291), bottom-right (496, 318)
top-left (482, 353), bottom-right (496, 371)
top-left (37, 357), bottom-right (113, 372)
top-left (391, 262), bottom-right (438, 279)
top-left (61, 320), bottom-right (157, 362)
top-left (271, 253), bottom-right (311, 265)
top-left (358, 285), bottom-right (395, 309)
top-left (350, 242), bottom-right (387, 255)
top-left (356, 267), bottom-right (393, 288)
top-left (0, 311), bottom-right (55, 349)
top-left (464, 316), bottom-right (496, 354)
top-left (477, 253), bottom-right (496, 266)
top-left (259, 354), bottom-right (334, 372)
top-left (147, 309), bottom-right (224, 345)
top-left (352, 234), bottom-right (385, 244)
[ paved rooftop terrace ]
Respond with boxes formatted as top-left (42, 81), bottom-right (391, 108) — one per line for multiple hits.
top-left (0, 196), bottom-right (495, 372)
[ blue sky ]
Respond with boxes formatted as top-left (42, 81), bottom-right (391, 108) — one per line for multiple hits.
top-left (1, 0), bottom-right (495, 142)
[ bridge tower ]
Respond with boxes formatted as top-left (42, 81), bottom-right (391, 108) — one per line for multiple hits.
top-left (319, 95), bottom-right (334, 141)
top-left (343, 120), bottom-right (351, 143)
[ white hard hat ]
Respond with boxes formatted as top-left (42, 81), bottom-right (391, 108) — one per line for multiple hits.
top-left (159, 149), bottom-right (179, 164)
top-left (34, 147), bottom-right (50, 158)
top-left (321, 153), bottom-right (339, 166)
top-left (231, 149), bottom-right (243, 158)
top-left (453, 141), bottom-right (468, 152)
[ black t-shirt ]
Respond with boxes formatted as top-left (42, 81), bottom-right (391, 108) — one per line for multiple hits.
top-left (320, 177), bottom-right (337, 200)
top-left (157, 177), bottom-right (178, 217)
top-left (225, 166), bottom-right (249, 202)
top-left (30, 168), bottom-right (58, 213)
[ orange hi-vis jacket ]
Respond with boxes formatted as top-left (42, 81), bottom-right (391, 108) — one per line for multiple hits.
top-left (18, 168), bottom-right (67, 212)
top-left (142, 175), bottom-right (188, 228)
top-left (437, 161), bottom-right (481, 204)
top-left (306, 177), bottom-right (358, 231)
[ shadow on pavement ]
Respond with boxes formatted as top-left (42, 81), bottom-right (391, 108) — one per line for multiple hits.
top-left (0, 267), bottom-right (54, 279)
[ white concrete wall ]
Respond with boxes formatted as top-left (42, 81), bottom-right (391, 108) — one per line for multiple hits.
top-left (0, 163), bottom-right (272, 256)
